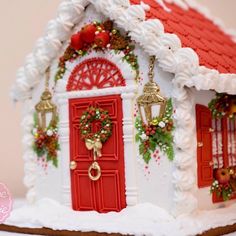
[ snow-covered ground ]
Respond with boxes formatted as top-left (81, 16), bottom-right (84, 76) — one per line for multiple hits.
top-left (3, 198), bottom-right (236, 236)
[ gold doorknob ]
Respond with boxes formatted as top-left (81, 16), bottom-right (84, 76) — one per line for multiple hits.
top-left (70, 161), bottom-right (77, 170)
top-left (197, 142), bottom-right (203, 147)
top-left (209, 161), bottom-right (214, 167)
top-left (209, 128), bottom-right (215, 133)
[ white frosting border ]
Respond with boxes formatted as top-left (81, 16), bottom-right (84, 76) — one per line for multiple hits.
top-left (12, 0), bottom-right (236, 216)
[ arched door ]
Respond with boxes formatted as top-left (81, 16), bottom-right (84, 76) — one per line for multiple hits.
top-left (68, 58), bottom-right (126, 213)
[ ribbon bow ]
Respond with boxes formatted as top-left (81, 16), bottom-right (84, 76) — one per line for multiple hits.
top-left (85, 139), bottom-right (103, 159)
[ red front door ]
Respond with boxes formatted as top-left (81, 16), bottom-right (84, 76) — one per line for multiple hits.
top-left (69, 94), bottom-right (126, 212)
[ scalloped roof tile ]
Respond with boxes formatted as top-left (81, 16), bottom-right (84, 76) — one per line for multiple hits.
top-left (130, 0), bottom-right (236, 74)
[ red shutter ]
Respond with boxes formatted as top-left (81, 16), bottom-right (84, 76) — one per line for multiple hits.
top-left (196, 104), bottom-right (213, 187)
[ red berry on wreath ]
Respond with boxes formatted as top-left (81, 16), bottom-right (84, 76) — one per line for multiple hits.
top-left (70, 33), bottom-right (84, 50)
top-left (94, 31), bottom-right (110, 48)
top-left (81, 24), bottom-right (97, 43)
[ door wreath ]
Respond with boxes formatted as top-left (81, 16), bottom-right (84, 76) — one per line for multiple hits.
top-left (79, 106), bottom-right (113, 181)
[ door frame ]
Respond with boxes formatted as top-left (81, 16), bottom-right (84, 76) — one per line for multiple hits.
top-left (55, 80), bottom-right (138, 208)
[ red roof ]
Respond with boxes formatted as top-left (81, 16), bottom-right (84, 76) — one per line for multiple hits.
top-left (130, 0), bottom-right (236, 74)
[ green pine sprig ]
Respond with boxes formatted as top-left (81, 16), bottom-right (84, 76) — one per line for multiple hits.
top-left (135, 98), bottom-right (174, 164)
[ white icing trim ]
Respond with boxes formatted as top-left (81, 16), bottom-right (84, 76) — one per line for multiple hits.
top-left (11, 0), bottom-right (236, 216)
top-left (171, 82), bottom-right (197, 216)
top-left (186, 66), bottom-right (236, 94)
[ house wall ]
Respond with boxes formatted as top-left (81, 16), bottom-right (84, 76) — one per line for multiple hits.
top-left (30, 4), bottom-right (175, 212)
top-left (191, 88), bottom-right (236, 210)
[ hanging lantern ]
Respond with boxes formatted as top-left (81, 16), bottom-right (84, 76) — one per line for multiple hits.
top-left (137, 56), bottom-right (167, 125)
top-left (35, 68), bottom-right (57, 130)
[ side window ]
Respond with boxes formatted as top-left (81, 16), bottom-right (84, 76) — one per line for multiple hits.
top-left (212, 117), bottom-right (236, 168)
top-left (212, 119), bottom-right (224, 169)
top-left (196, 104), bottom-right (236, 202)
top-left (212, 117), bottom-right (236, 202)
top-left (227, 118), bottom-right (236, 166)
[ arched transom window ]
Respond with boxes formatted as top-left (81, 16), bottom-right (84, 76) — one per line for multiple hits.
top-left (66, 58), bottom-right (126, 91)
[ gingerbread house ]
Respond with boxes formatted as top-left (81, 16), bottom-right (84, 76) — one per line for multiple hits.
top-left (6, 0), bottom-right (236, 235)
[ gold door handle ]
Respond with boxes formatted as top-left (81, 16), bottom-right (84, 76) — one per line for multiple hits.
top-left (209, 161), bottom-right (214, 167)
top-left (88, 161), bottom-right (101, 181)
top-left (70, 161), bottom-right (77, 170)
top-left (197, 142), bottom-right (203, 147)
top-left (209, 128), bottom-right (215, 133)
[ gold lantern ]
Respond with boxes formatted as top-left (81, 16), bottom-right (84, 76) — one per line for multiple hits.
top-left (137, 56), bottom-right (167, 125)
top-left (35, 68), bottom-right (57, 130)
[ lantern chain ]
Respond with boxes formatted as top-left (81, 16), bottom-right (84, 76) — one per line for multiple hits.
top-left (148, 56), bottom-right (156, 82)
top-left (45, 67), bottom-right (50, 90)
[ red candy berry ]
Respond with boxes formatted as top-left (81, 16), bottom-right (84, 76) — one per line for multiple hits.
top-left (70, 32), bottom-right (84, 50)
top-left (81, 24), bottom-right (97, 43)
top-left (94, 31), bottom-right (110, 48)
